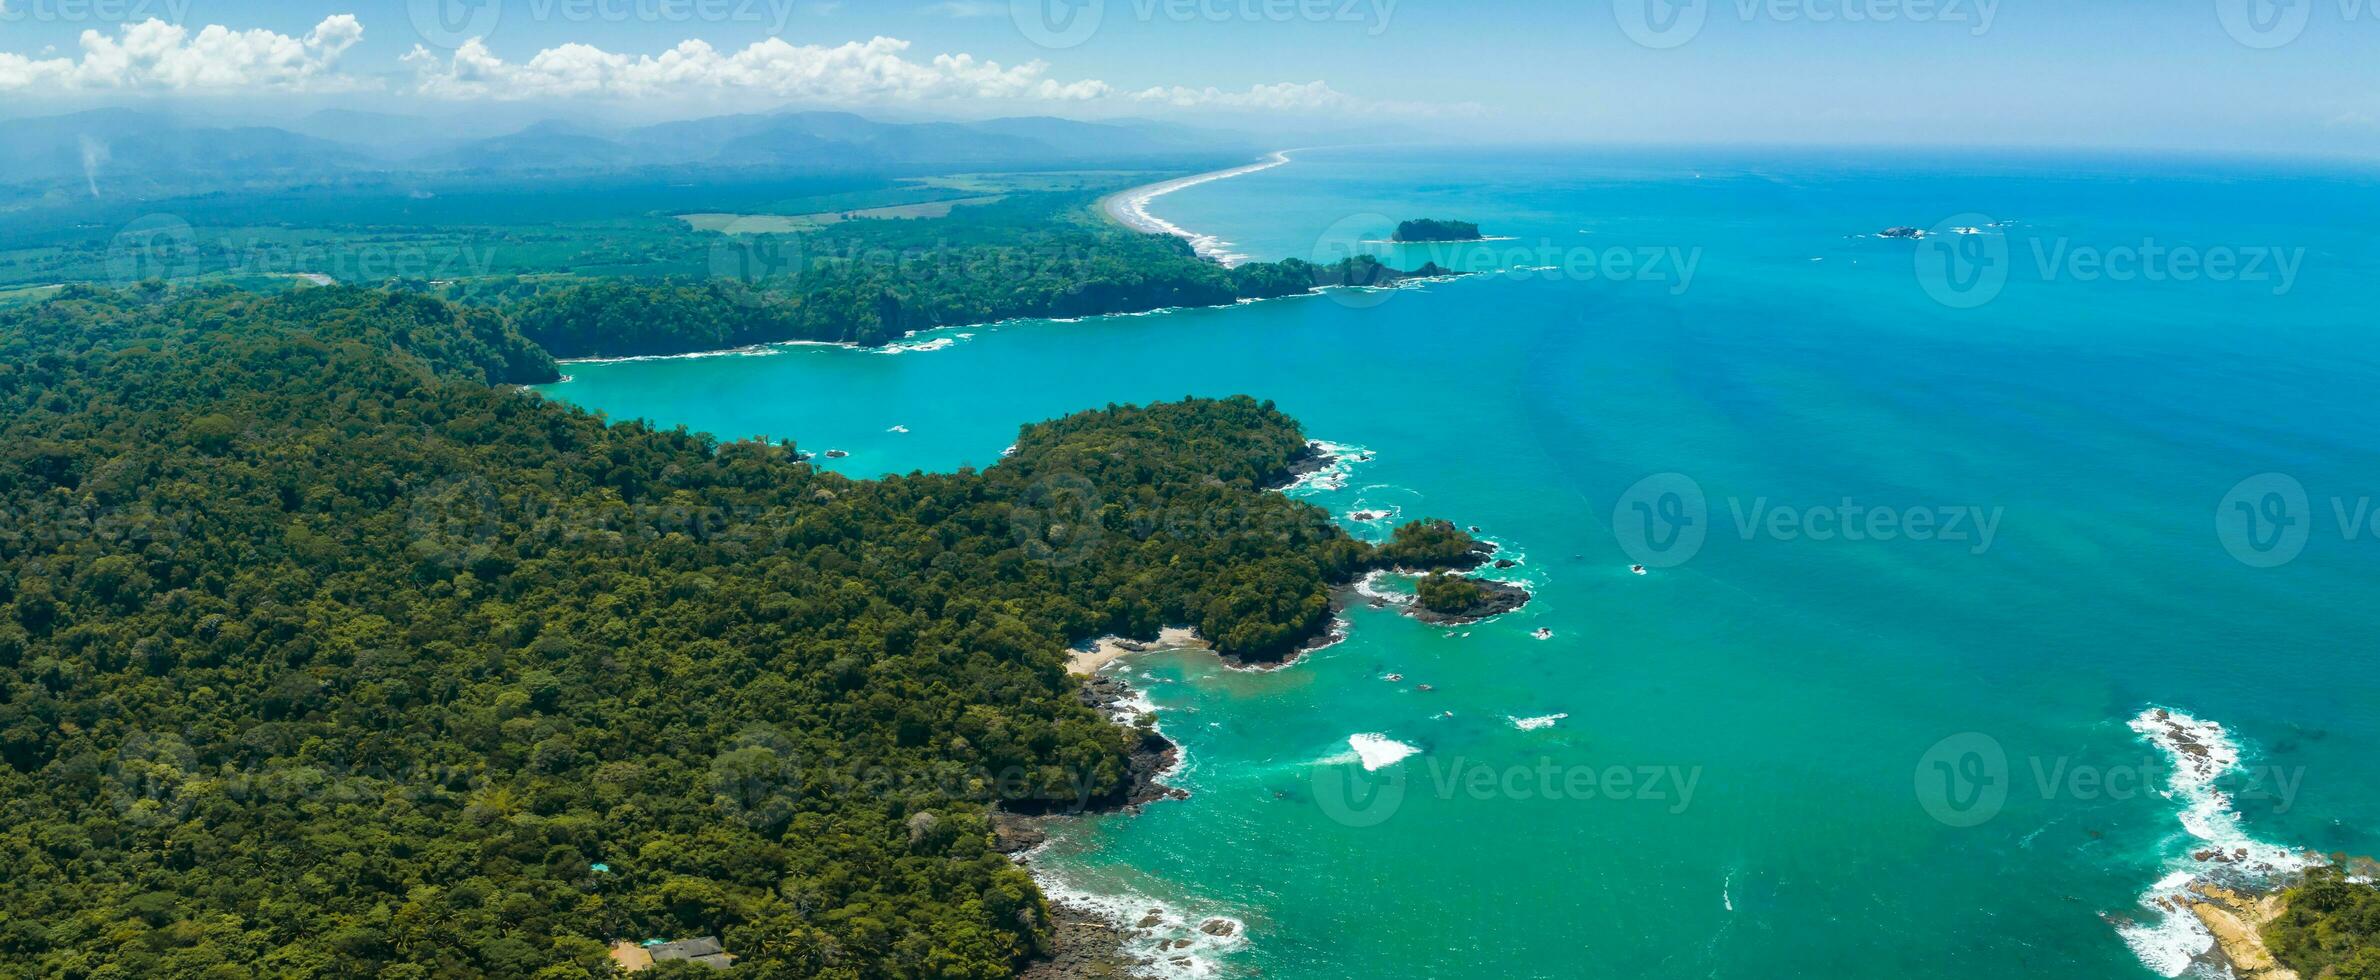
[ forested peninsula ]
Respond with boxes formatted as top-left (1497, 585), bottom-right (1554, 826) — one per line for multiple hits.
top-left (480, 194), bottom-right (1452, 361)
top-left (0, 286), bottom-right (1492, 976)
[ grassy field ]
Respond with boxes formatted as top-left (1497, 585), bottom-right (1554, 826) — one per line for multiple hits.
top-left (0, 283), bottom-right (61, 309)
top-left (679, 194), bottom-right (1010, 233)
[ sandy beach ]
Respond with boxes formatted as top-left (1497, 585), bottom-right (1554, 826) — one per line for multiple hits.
top-left (1098, 151), bottom-right (1292, 265)
top-left (1067, 626), bottom-right (1210, 675)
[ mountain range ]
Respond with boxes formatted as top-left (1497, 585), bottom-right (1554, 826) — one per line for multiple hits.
top-left (0, 107), bottom-right (1284, 199)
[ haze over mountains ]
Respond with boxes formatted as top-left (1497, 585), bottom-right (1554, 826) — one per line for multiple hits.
top-left (0, 107), bottom-right (1339, 202)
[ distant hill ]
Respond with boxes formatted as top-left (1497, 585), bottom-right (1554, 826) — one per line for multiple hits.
top-left (417, 120), bottom-right (657, 172)
top-left (0, 106), bottom-right (1279, 201)
top-left (425, 111), bottom-right (1263, 173)
top-left (0, 109), bottom-right (364, 197)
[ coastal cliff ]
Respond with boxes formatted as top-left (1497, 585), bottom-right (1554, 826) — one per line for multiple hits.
top-left (993, 670), bottom-right (1200, 979)
top-left (2190, 883), bottom-right (2301, 980)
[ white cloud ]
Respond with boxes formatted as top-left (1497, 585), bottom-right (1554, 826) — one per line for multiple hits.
top-left (1132, 80), bottom-right (1483, 117)
top-left (0, 15), bottom-right (363, 92)
top-left (405, 34), bottom-right (1113, 103)
top-left (1131, 81), bottom-right (1357, 111)
top-left (0, 13), bottom-right (1408, 116)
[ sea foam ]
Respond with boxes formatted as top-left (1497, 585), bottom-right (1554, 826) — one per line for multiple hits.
top-left (1108, 151), bottom-right (1293, 267)
top-left (1028, 872), bottom-right (1247, 980)
top-left (1344, 734), bottom-right (1420, 771)
top-left (1277, 440), bottom-right (1375, 496)
top-left (2114, 707), bottom-right (2315, 978)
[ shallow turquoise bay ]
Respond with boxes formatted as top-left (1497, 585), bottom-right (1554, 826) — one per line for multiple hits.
top-left (538, 147), bottom-right (2380, 978)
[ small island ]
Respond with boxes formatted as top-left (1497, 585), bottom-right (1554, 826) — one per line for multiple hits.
top-left (1370, 519), bottom-right (1533, 625)
top-left (1391, 219), bottom-right (1485, 243)
top-left (1413, 571), bottom-right (1531, 624)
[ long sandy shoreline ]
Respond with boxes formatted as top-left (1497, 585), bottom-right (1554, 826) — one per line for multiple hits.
top-left (1098, 150), bottom-right (1293, 266)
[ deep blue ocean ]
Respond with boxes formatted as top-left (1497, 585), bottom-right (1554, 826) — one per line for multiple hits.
top-left (539, 146), bottom-right (2380, 978)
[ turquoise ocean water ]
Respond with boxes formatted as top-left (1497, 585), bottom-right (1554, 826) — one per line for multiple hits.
top-left (537, 147), bottom-right (2380, 978)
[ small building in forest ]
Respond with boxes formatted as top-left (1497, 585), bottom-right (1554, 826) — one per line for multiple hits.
top-left (608, 936), bottom-right (735, 971)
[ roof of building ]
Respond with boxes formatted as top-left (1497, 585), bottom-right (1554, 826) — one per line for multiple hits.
top-left (609, 937), bottom-right (733, 971)
top-left (649, 936), bottom-right (725, 960)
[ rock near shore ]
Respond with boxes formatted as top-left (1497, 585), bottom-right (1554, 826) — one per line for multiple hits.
top-left (1000, 670), bottom-right (1196, 978)
top-left (1409, 577), bottom-right (1533, 625)
top-left (1018, 900), bottom-right (1148, 980)
top-left (2187, 883), bottom-right (2301, 980)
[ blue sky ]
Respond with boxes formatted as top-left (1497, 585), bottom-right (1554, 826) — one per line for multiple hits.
top-left (2, 0), bottom-right (2375, 154)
